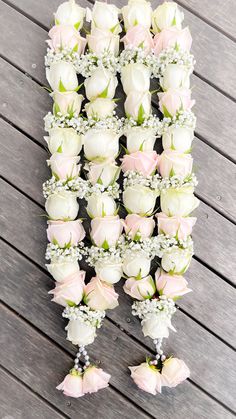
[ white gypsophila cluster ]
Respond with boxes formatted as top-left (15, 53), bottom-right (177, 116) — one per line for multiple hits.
top-left (119, 235), bottom-right (180, 259)
top-left (44, 112), bottom-right (124, 135)
top-left (45, 47), bottom-right (81, 68)
top-left (43, 176), bottom-right (120, 199)
top-left (62, 305), bottom-right (106, 328)
top-left (151, 46), bottom-right (195, 79)
top-left (75, 52), bottom-right (119, 77)
top-left (85, 245), bottom-right (123, 267)
top-left (124, 115), bottom-right (163, 135)
top-left (45, 243), bottom-right (86, 262)
top-left (119, 47), bottom-right (150, 68)
top-left (123, 171), bottom-right (198, 191)
top-left (44, 112), bottom-right (85, 134)
top-left (42, 176), bottom-right (88, 199)
top-left (132, 295), bottom-right (176, 320)
top-left (162, 110), bottom-right (197, 132)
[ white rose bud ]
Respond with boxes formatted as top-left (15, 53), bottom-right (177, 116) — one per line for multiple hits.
top-left (45, 191), bottom-right (79, 220)
top-left (125, 127), bottom-right (157, 153)
top-left (152, 2), bottom-right (184, 33)
top-left (47, 154), bottom-right (80, 180)
top-left (123, 185), bottom-right (158, 215)
top-left (161, 247), bottom-right (192, 274)
top-left (121, 63), bottom-right (150, 95)
top-left (125, 91), bottom-right (151, 122)
top-left (142, 312), bottom-right (176, 339)
top-left (85, 98), bottom-right (116, 119)
top-left (45, 128), bottom-right (83, 156)
top-left (95, 261), bottom-right (123, 284)
top-left (161, 187), bottom-right (199, 217)
top-left (91, 1), bottom-right (121, 33)
top-left (46, 61), bottom-right (78, 92)
top-left (83, 129), bottom-right (119, 161)
top-left (162, 126), bottom-right (194, 153)
top-left (87, 28), bottom-right (120, 56)
top-left (87, 192), bottom-right (117, 218)
top-left (161, 64), bottom-right (191, 90)
top-left (66, 319), bottom-right (96, 346)
top-left (46, 261), bottom-right (80, 282)
top-left (55, 0), bottom-right (85, 29)
top-left (86, 160), bottom-right (120, 187)
top-left (84, 67), bottom-right (118, 101)
top-left (122, 0), bottom-right (152, 30)
top-left (123, 251), bottom-right (151, 278)
top-left (51, 91), bottom-right (83, 116)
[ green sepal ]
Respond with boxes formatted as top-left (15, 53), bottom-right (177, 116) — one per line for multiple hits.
top-left (59, 79), bottom-right (67, 92)
top-left (102, 240), bottom-right (110, 250)
top-left (74, 21), bottom-right (81, 30)
top-left (57, 144), bottom-right (63, 153)
top-left (162, 105), bottom-right (172, 118)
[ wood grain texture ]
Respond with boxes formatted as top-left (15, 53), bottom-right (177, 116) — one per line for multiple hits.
top-left (0, 368), bottom-right (67, 419)
top-left (1, 241), bottom-right (235, 416)
top-left (1, 1), bottom-right (236, 161)
top-left (0, 305), bottom-right (150, 419)
top-left (178, 0), bottom-right (236, 39)
top-left (1, 183), bottom-right (236, 411)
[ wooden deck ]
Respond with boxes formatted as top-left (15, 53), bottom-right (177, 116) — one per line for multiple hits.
top-left (0, 0), bottom-right (236, 417)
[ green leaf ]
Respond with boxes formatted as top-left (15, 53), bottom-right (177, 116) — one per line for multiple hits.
top-left (96, 175), bottom-right (103, 185)
top-left (74, 21), bottom-right (81, 30)
top-left (169, 168), bottom-right (175, 177)
top-left (101, 203), bottom-right (106, 217)
top-left (171, 16), bottom-right (177, 26)
top-left (162, 104), bottom-right (172, 118)
top-left (139, 141), bottom-right (144, 151)
top-left (98, 82), bottom-right (110, 98)
top-left (57, 144), bottom-right (63, 153)
top-left (72, 43), bottom-right (78, 53)
top-left (53, 102), bottom-right (60, 116)
top-left (59, 79), bottom-right (67, 92)
top-left (55, 18), bottom-right (60, 25)
top-left (66, 300), bottom-right (77, 307)
top-left (102, 239), bottom-right (110, 250)
top-left (138, 41), bottom-right (144, 49)
top-left (133, 231), bottom-right (141, 242)
top-left (136, 269), bottom-right (142, 280)
top-left (75, 82), bottom-right (84, 92)
top-left (110, 22), bottom-right (120, 33)
top-left (137, 104), bottom-right (145, 125)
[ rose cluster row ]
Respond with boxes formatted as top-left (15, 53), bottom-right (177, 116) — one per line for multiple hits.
top-left (43, 0), bottom-right (198, 398)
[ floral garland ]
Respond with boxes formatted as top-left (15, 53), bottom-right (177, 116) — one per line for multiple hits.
top-left (119, 0), bottom-right (199, 395)
top-left (43, 0), bottom-right (199, 399)
top-left (44, 0), bottom-right (125, 397)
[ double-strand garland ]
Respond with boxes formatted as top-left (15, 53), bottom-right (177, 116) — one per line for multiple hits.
top-left (43, 0), bottom-right (199, 398)
top-left (119, 0), bottom-right (198, 395)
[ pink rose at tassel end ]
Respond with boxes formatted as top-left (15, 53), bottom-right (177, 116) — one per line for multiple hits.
top-left (57, 372), bottom-right (84, 398)
top-left (83, 366), bottom-right (111, 394)
top-left (161, 358), bottom-right (190, 388)
top-left (129, 362), bottom-right (162, 395)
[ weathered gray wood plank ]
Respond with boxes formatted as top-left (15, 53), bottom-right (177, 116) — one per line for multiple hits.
top-left (0, 368), bottom-right (67, 419)
top-left (178, 0), bottom-right (236, 39)
top-left (1, 2), bottom-right (236, 161)
top-left (0, 304), bottom-right (150, 419)
top-left (1, 182), bottom-right (236, 410)
top-left (1, 240), bottom-right (235, 416)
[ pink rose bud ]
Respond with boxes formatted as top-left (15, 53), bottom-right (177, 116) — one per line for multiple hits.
top-left (121, 151), bottom-right (159, 177)
top-left (86, 159), bottom-right (119, 187)
top-left (51, 91), bottom-right (83, 116)
top-left (158, 88), bottom-right (195, 117)
top-left (47, 219), bottom-right (85, 247)
top-left (121, 25), bottom-right (154, 54)
top-left (90, 215), bottom-right (123, 248)
top-left (161, 358), bottom-right (190, 387)
top-left (56, 371), bottom-right (84, 398)
top-left (155, 268), bottom-right (192, 299)
top-left (48, 270), bottom-right (85, 306)
top-left (47, 24), bottom-right (87, 54)
top-left (129, 362), bottom-right (162, 395)
top-left (84, 277), bottom-right (119, 310)
top-left (124, 214), bottom-right (155, 240)
top-left (83, 367), bottom-right (111, 394)
top-left (158, 149), bottom-right (193, 178)
top-left (123, 275), bottom-right (156, 300)
top-left (47, 153), bottom-right (80, 180)
top-left (156, 212), bottom-right (196, 240)
top-left (153, 27), bottom-right (192, 55)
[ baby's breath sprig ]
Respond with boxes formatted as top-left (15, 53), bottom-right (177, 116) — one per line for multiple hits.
top-left (63, 305), bottom-right (105, 328)
top-left (132, 296), bottom-right (176, 320)
top-left (123, 171), bottom-right (198, 191)
top-left (45, 242), bottom-right (86, 263)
